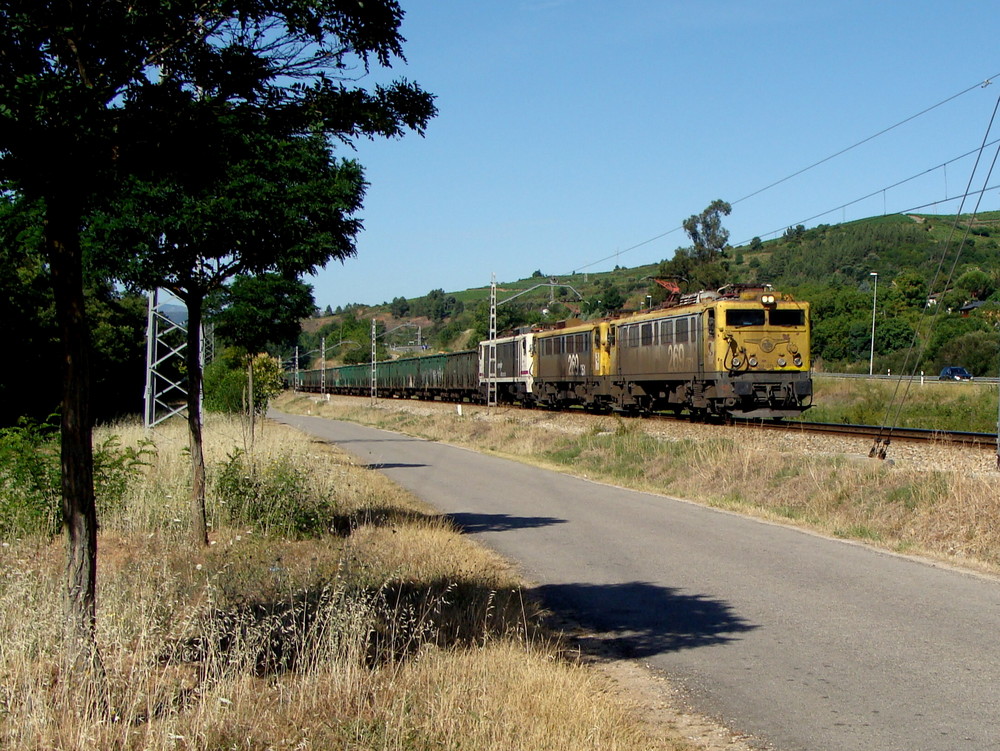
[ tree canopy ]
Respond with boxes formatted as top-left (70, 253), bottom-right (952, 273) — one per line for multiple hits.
top-left (0, 0), bottom-right (435, 677)
top-left (683, 199), bottom-right (732, 262)
top-left (214, 274), bottom-right (316, 357)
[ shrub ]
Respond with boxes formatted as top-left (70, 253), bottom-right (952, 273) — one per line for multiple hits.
top-left (204, 359), bottom-right (251, 414)
top-left (92, 434), bottom-right (155, 518)
top-left (204, 354), bottom-right (286, 415)
top-left (214, 449), bottom-right (336, 538)
top-left (0, 419), bottom-right (60, 539)
top-left (0, 421), bottom-right (152, 539)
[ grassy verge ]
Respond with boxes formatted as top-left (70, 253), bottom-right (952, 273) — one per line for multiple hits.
top-left (275, 391), bottom-right (1000, 575)
top-left (1, 415), bottom-right (681, 750)
top-left (804, 374), bottom-right (999, 432)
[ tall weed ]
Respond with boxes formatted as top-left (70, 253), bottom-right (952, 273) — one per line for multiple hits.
top-left (0, 420), bottom-right (156, 540)
top-left (93, 435), bottom-right (156, 518)
top-left (0, 419), bottom-right (59, 539)
top-left (214, 449), bottom-right (337, 538)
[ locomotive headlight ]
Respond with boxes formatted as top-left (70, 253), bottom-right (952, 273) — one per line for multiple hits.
top-left (748, 357), bottom-right (758, 368)
top-left (788, 343), bottom-right (799, 354)
top-left (731, 357), bottom-right (741, 368)
top-left (777, 358), bottom-right (787, 367)
top-left (793, 354), bottom-right (803, 366)
top-left (761, 294), bottom-right (776, 305)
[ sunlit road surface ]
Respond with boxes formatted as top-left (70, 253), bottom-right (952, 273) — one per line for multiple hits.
top-left (272, 410), bottom-right (1000, 751)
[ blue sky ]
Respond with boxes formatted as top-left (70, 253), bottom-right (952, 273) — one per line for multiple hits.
top-left (308, 1), bottom-right (1000, 309)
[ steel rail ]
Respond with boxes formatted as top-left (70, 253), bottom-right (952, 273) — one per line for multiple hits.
top-left (749, 419), bottom-right (997, 447)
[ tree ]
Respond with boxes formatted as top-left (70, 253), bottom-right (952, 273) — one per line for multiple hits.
top-left (600, 282), bottom-right (625, 312)
top-left (212, 274), bottom-right (315, 444)
top-left (471, 300), bottom-right (528, 342)
top-left (0, 197), bottom-right (60, 425)
top-left (205, 350), bottom-right (287, 416)
top-left (214, 274), bottom-right (316, 357)
top-left (890, 270), bottom-right (929, 310)
top-left (94, 119), bottom-right (425, 548)
top-left (390, 296), bottom-right (410, 317)
top-left (956, 267), bottom-right (994, 301)
top-left (932, 330), bottom-right (1000, 376)
top-left (683, 199), bottom-right (732, 261)
top-left (0, 1), bottom-right (434, 679)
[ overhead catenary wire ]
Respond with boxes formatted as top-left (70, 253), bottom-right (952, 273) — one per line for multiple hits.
top-left (570, 72), bottom-right (1000, 276)
top-left (735, 137), bottom-right (1000, 245)
top-left (729, 74), bottom-right (1000, 208)
top-left (868, 91), bottom-right (1000, 462)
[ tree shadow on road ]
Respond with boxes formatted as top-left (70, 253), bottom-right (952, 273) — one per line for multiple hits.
top-left (533, 581), bottom-right (757, 659)
top-left (447, 511), bottom-right (568, 533)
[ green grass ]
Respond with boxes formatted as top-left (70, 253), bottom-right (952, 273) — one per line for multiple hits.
top-left (802, 375), bottom-right (999, 432)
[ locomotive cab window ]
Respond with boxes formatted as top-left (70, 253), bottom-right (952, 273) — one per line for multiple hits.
top-left (769, 309), bottom-right (805, 326)
top-left (676, 318), bottom-right (689, 343)
top-left (726, 309), bottom-right (765, 327)
top-left (626, 325), bottom-right (640, 348)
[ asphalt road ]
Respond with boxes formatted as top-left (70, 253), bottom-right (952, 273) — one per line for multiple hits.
top-left (271, 410), bottom-right (1000, 751)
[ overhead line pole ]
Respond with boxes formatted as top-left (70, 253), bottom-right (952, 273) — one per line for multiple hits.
top-left (371, 318), bottom-right (377, 404)
top-left (488, 274), bottom-right (497, 407)
top-left (486, 277), bottom-right (584, 408)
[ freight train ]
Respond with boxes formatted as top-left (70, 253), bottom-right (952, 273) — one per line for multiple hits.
top-left (294, 285), bottom-right (812, 419)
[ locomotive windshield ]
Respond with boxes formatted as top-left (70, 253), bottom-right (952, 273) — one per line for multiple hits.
top-left (725, 308), bottom-right (806, 327)
top-left (769, 309), bottom-right (806, 326)
top-left (726, 309), bottom-right (765, 327)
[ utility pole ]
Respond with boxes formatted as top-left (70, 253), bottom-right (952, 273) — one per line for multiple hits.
top-left (321, 335), bottom-right (326, 394)
top-left (488, 274), bottom-right (498, 407)
top-left (371, 318), bottom-right (377, 404)
top-left (869, 272), bottom-right (878, 376)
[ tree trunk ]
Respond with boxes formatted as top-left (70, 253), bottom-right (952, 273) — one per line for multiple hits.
top-left (44, 196), bottom-right (104, 686)
top-left (184, 293), bottom-right (209, 546)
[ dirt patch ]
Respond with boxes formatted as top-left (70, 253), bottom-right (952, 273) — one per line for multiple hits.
top-left (594, 659), bottom-right (767, 751)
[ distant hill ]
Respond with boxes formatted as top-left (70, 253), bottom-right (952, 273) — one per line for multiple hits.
top-left (734, 212), bottom-right (1000, 291)
top-left (305, 212), bottom-right (1000, 375)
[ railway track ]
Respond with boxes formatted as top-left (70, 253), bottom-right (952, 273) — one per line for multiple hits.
top-left (746, 418), bottom-right (998, 448)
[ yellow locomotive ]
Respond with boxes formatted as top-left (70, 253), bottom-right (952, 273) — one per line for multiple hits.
top-left (527, 285), bottom-right (811, 418)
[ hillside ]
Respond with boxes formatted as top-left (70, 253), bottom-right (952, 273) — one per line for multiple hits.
top-left (303, 212), bottom-right (1000, 375)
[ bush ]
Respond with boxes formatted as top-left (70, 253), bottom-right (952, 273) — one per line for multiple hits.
top-left (214, 449), bottom-right (336, 538)
top-left (0, 420), bottom-right (153, 540)
top-left (0, 419), bottom-right (60, 539)
top-left (93, 434), bottom-right (155, 518)
top-left (204, 360), bottom-right (251, 414)
top-left (204, 353), bottom-right (285, 415)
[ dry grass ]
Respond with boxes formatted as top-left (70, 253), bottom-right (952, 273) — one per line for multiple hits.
top-left (0, 414), bottom-right (674, 750)
top-left (275, 392), bottom-right (1000, 575)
